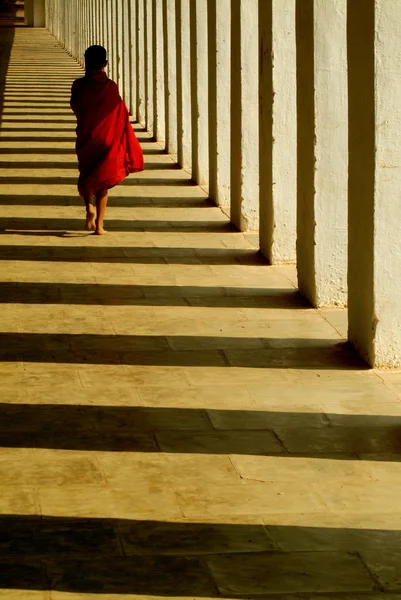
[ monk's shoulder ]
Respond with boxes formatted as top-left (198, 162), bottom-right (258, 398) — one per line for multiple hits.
top-left (104, 78), bottom-right (120, 95)
top-left (71, 77), bottom-right (86, 92)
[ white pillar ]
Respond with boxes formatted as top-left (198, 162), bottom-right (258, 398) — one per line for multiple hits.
top-left (208, 0), bottom-right (231, 210)
top-left (176, 0), bottom-right (192, 169)
top-left (136, 0), bottom-right (146, 124)
top-left (145, 0), bottom-right (154, 134)
top-left (99, 0), bottom-right (105, 45)
top-left (25, 0), bottom-right (45, 27)
top-left (104, 0), bottom-right (110, 52)
top-left (230, 0), bottom-right (259, 231)
top-left (123, 0), bottom-right (132, 110)
top-left (259, 0), bottom-right (297, 263)
top-left (117, 0), bottom-right (124, 92)
top-left (190, 0), bottom-right (209, 186)
top-left (164, 0), bottom-right (178, 157)
top-left (296, 0), bottom-right (348, 307)
top-left (153, 0), bottom-right (166, 143)
top-left (348, 0), bottom-right (401, 367)
top-left (129, 0), bottom-right (137, 117)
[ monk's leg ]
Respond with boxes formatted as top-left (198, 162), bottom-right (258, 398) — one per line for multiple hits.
top-left (95, 188), bottom-right (108, 235)
top-left (83, 192), bottom-right (96, 231)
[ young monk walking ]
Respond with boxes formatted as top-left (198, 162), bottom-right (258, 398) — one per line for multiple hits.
top-left (70, 45), bottom-right (144, 235)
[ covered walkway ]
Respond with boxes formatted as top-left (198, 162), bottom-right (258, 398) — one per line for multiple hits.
top-left (2, 24), bottom-right (401, 600)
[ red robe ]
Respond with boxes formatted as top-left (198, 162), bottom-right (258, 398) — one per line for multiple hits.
top-left (70, 71), bottom-right (144, 196)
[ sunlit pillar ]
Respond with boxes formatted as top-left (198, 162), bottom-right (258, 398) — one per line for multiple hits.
top-left (130, 0), bottom-right (138, 118)
top-left (117, 0), bottom-right (124, 92)
top-left (136, 0), bottom-right (146, 125)
top-left (176, 0), bottom-right (192, 169)
top-left (153, 0), bottom-right (166, 143)
top-left (296, 0), bottom-right (348, 306)
top-left (208, 0), bottom-right (230, 210)
top-left (259, 0), bottom-right (297, 263)
top-left (230, 0), bottom-right (259, 231)
top-left (164, 0), bottom-right (178, 157)
top-left (123, 0), bottom-right (132, 109)
top-left (145, 0), bottom-right (154, 134)
top-left (190, 0), bottom-right (208, 186)
top-left (348, 0), bottom-right (401, 367)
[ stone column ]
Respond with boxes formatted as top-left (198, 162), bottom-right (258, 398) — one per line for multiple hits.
top-left (176, 0), bottom-right (192, 169)
top-left (130, 0), bottom-right (138, 118)
top-left (107, 0), bottom-right (113, 77)
top-left (123, 0), bottom-right (132, 110)
top-left (296, 0), bottom-right (348, 306)
top-left (259, 0), bottom-right (297, 263)
top-left (208, 0), bottom-right (230, 210)
top-left (231, 0), bottom-right (259, 231)
top-left (190, 0), bottom-right (208, 186)
top-left (164, 0), bottom-right (178, 157)
top-left (136, 0), bottom-right (146, 125)
top-left (145, 0), bottom-right (154, 134)
top-left (25, 0), bottom-right (45, 27)
top-left (112, 0), bottom-right (119, 82)
top-left (96, 0), bottom-right (101, 44)
top-left (116, 0), bottom-right (124, 93)
top-left (348, 0), bottom-right (401, 367)
top-left (153, 0), bottom-right (166, 143)
top-left (104, 0), bottom-right (110, 51)
top-left (99, 0), bottom-right (105, 45)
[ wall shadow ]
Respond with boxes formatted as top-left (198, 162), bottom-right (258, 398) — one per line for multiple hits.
top-left (0, 194), bottom-right (212, 207)
top-left (0, 27), bottom-right (15, 123)
top-left (0, 216), bottom-right (236, 232)
top-left (0, 515), bottom-right (398, 594)
top-left (0, 175), bottom-right (197, 186)
top-left (0, 245), bottom-right (267, 265)
top-left (0, 332), bottom-right (362, 369)
top-left (0, 281), bottom-right (309, 308)
top-left (0, 402), bottom-right (397, 456)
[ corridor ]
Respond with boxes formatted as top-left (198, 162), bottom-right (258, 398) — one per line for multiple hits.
top-left (2, 26), bottom-right (401, 598)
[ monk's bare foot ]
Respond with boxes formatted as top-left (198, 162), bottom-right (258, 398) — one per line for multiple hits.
top-left (95, 226), bottom-right (107, 235)
top-left (85, 211), bottom-right (96, 231)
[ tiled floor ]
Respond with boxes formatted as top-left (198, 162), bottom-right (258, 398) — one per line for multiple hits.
top-left (1, 27), bottom-right (401, 599)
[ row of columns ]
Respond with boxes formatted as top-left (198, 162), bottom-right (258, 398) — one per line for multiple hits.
top-left (43, 0), bottom-right (401, 368)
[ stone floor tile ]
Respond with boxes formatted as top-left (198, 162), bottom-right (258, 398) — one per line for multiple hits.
top-left (0, 514), bottom-right (122, 558)
top-left (207, 408), bottom-right (329, 430)
top-left (78, 363), bottom-right (191, 387)
top-left (26, 383), bottom-right (142, 406)
top-left (119, 518), bottom-right (275, 556)
top-left (361, 550), bottom-right (401, 591)
top-left (0, 451), bottom-right (105, 486)
top-left (275, 426), bottom-right (401, 455)
top-left (138, 383), bottom-right (255, 408)
top-left (0, 592), bottom-right (48, 599)
top-left (173, 482), bottom-right (327, 517)
top-left (97, 449), bottom-right (240, 487)
top-left (248, 378), bottom-right (394, 406)
top-left (156, 429), bottom-right (285, 456)
top-left (0, 560), bottom-right (48, 593)
top-left (162, 454), bottom-right (241, 484)
top-left (39, 484), bottom-right (182, 520)
top-left (231, 455), bottom-right (369, 483)
top-left (0, 487), bottom-right (40, 516)
top-left (319, 307), bottom-right (348, 338)
top-left (206, 551), bottom-right (375, 595)
top-left (265, 521), bottom-right (401, 552)
top-left (45, 556), bottom-right (217, 596)
top-left (322, 479), bottom-right (401, 513)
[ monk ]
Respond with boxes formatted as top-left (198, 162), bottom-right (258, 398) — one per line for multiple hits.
top-left (70, 45), bottom-right (144, 235)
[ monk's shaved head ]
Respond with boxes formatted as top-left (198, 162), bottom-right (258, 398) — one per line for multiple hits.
top-left (85, 45), bottom-right (107, 71)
